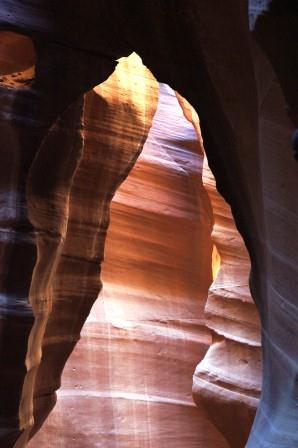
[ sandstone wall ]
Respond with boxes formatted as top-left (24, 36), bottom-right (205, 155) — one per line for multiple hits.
top-left (0, 2), bottom-right (297, 447)
top-left (29, 66), bottom-right (229, 448)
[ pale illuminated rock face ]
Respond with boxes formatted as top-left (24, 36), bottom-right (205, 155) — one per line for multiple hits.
top-left (0, 50), bottom-right (159, 447)
top-left (27, 55), bottom-right (160, 446)
top-left (244, 40), bottom-right (298, 448)
top-left (29, 77), bottom-right (230, 447)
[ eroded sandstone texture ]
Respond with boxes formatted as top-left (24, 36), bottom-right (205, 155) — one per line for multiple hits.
top-left (0, 1), bottom-right (298, 447)
top-left (29, 79), bottom-right (230, 448)
top-left (27, 53), bottom-right (160, 445)
top-left (176, 95), bottom-right (262, 448)
top-left (194, 158), bottom-right (262, 448)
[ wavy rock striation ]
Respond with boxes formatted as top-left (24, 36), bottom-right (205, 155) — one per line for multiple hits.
top-left (0, 2), bottom-right (297, 447)
top-left (29, 75), bottom-right (230, 447)
top-left (244, 36), bottom-right (298, 448)
top-left (27, 54), bottom-right (159, 446)
top-left (0, 49), bottom-right (157, 447)
top-left (193, 157), bottom-right (262, 448)
top-left (177, 94), bottom-right (262, 448)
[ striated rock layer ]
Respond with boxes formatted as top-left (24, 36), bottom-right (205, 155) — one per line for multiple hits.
top-left (29, 76), bottom-right (230, 447)
top-left (0, 49), bottom-right (158, 446)
top-left (27, 54), bottom-right (160, 446)
top-left (0, 2), bottom-right (297, 447)
top-left (193, 157), bottom-right (262, 448)
top-left (177, 94), bottom-right (262, 448)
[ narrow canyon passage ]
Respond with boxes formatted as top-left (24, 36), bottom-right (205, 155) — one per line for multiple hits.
top-left (29, 75), bottom-right (231, 448)
top-left (0, 3), bottom-right (297, 447)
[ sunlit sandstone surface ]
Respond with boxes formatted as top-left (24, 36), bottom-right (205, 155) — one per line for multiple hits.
top-left (29, 62), bottom-right (230, 447)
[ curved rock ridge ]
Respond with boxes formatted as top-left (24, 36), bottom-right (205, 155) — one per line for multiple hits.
top-left (0, 23), bottom-right (117, 448)
top-left (244, 39), bottom-right (298, 448)
top-left (0, 30), bottom-right (86, 446)
top-left (176, 24), bottom-right (298, 444)
top-left (0, 51), bottom-right (158, 447)
top-left (192, 36), bottom-right (298, 448)
top-left (27, 53), bottom-right (159, 447)
top-left (176, 94), bottom-right (262, 448)
top-left (29, 72), bottom-right (231, 446)
top-left (194, 157), bottom-right (262, 448)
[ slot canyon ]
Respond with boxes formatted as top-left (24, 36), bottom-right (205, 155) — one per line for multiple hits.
top-left (0, 1), bottom-right (297, 447)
